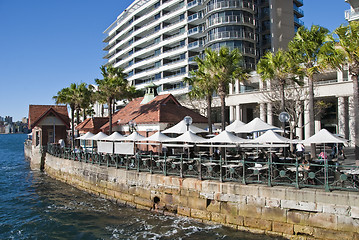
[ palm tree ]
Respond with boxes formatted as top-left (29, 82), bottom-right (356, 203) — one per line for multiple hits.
top-left (184, 55), bottom-right (216, 134)
top-left (95, 65), bottom-right (133, 134)
top-left (335, 21), bottom-right (359, 159)
top-left (77, 83), bottom-right (94, 120)
top-left (53, 83), bottom-right (79, 149)
top-left (288, 25), bottom-right (337, 156)
top-left (257, 49), bottom-right (303, 132)
top-left (203, 47), bottom-right (248, 130)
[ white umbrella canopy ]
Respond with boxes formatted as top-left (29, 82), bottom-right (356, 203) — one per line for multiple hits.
top-left (102, 132), bottom-right (125, 141)
top-left (76, 132), bottom-right (95, 140)
top-left (165, 131), bottom-right (206, 143)
top-left (205, 130), bottom-right (248, 143)
top-left (89, 132), bottom-right (108, 141)
top-left (302, 129), bottom-right (348, 145)
top-left (124, 131), bottom-right (146, 141)
top-left (162, 120), bottom-right (207, 134)
top-left (250, 130), bottom-right (291, 144)
top-left (234, 117), bottom-right (281, 133)
top-left (225, 119), bottom-right (245, 132)
top-left (142, 131), bottom-right (173, 142)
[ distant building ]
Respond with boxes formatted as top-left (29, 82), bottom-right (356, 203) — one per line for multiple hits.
top-left (5, 116), bottom-right (12, 124)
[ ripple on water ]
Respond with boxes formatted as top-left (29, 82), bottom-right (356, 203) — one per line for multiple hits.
top-left (0, 134), bottom-right (284, 240)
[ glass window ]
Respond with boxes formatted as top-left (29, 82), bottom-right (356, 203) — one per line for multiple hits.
top-left (155, 61), bottom-right (161, 68)
top-left (180, 53), bottom-right (186, 60)
top-left (155, 13), bottom-right (160, 20)
top-left (154, 37), bottom-right (161, 44)
top-left (180, 40), bottom-right (185, 47)
top-left (154, 1), bottom-right (160, 8)
top-left (155, 73), bottom-right (161, 80)
top-left (154, 48), bottom-right (161, 56)
top-left (155, 25), bottom-right (161, 32)
top-left (128, 49), bottom-right (133, 56)
top-left (128, 60), bottom-right (134, 66)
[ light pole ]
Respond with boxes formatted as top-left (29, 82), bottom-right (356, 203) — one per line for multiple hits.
top-left (184, 116), bottom-right (192, 131)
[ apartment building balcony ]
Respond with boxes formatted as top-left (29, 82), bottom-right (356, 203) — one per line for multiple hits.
top-left (345, 8), bottom-right (359, 21)
top-left (293, 4), bottom-right (304, 17)
top-left (293, 0), bottom-right (303, 7)
top-left (188, 12), bottom-right (203, 24)
top-left (188, 40), bottom-right (204, 50)
top-left (188, 26), bottom-right (204, 37)
top-left (187, 0), bottom-right (202, 11)
top-left (207, 31), bottom-right (255, 43)
top-left (206, 0), bottom-right (255, 14)
top-left (294, 16), bottom-right (304, 26)
top-left (206, 15), bottom-right (255, 29)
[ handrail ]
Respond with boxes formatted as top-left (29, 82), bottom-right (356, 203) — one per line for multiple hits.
top-left (46, 144), bottom-right (359, 193)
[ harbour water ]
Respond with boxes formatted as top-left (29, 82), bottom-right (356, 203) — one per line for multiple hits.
top-left (0, 134), bottom-right (283, 240)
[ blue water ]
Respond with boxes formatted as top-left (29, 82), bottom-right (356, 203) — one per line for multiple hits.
top-left (0, 134), bottom-right (283, 240)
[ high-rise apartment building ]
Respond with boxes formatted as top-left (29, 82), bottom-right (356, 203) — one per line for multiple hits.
top-left (102, 0), bottom-right (303, 95)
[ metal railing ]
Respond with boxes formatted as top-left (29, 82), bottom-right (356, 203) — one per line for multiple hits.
top-left (46, 144), bottom-right (359, 192)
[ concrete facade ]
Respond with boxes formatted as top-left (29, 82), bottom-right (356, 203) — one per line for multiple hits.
top-left (34, 152), bottom-right (359, 239)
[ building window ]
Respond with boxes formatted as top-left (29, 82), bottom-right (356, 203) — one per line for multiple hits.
top-left (128, 49), bottom-right (133, 56)
top-left (128, 60), bottom-right (134, 66)
top-left (180, 67), bottom-right (186, 73)
top-left (155, 24), bottom-right (161, 32)
top-left (180, 53), bottom-right (186, 60)
top-left (155, 13), bottom-right (160, 20)
top-left (128, 70), bottom-right (134, 77)
top-left (155, 73), bottom-right (161, 80)
top-left (180, 40), bottom-right (185, 47)
top-left (154, 48), bottom-right (161, 56)
top-left (155, 61), bottom-right (161, 68)
top-left (154, 37), bottom-right (161, 44)
top-left (154, 1), bottom-right (160, 8)
top-left (128, 39), bottom-right (133, 46)
top-left (179, 14), bottom-right (185, 20)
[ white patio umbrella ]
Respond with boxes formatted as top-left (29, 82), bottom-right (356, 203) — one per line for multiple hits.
top-left (162, 120), bottom-right (207, 134)
top-left (250, 130), bottom-right (292, 144)
top-left (102, 132), bottom-right (125, 141)
top-left (302, 129), bottom-right (348, 145)
top-left (225, 119), bottom-right (245, 132)
top-left (165, 130), bottom-right (206, 143)
top-left (124, 131), bottom-right (146, 141)
top-left (76, 132), bottom-right (95, 140)
top-left (205, 130), bottom-right (247, 144)
top-left (89, 132), bottom-right (108, 141)
top-left (143, 131), bottom-right (173, 142)
top-left (234, 117), bottom-right (281, 133)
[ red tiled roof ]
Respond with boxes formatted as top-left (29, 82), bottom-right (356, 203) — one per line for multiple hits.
top-left (76, 117), bottom-right (108, 131)
top-left (28, 105), bottom-right (70, 129)
top-left (101, 94), bottom-right (207, 131)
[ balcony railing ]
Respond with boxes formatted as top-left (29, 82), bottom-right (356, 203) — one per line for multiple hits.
top-left (207, 15), bottom-right (255, 27)
top-left (207, 30), bottom-right (255, 42)
top-left (206, 0), bottom-right (255, 13)
top-left (46, 144), bottom-right (359, 193)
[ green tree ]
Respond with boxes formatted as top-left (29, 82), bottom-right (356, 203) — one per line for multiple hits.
top-left (257, 49), bottom-right (303, 132)
top-left (53, 83), bottom-right (79, 149)
top-left (288, 25), bottom-right (338, 155)
top-left (77, 83), bottom-right (94, 120)
top-left (95, 65), bottom-right (134, 134)
top-left (184, 55), bottom-right (216, 133)
top-left (203, 47), bottom-right (248, 130)
top-left (335, 21), bottom-right (359, 159)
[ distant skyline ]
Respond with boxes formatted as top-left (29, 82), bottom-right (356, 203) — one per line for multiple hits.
top-left (0, 0), bottom-right (350, 121)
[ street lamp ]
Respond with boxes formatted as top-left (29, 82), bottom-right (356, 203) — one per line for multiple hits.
top-left (183, 116), bottom-right (192, 131)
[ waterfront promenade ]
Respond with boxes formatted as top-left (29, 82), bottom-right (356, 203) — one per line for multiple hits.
top-left (44, 143), bottom-right (359, 193)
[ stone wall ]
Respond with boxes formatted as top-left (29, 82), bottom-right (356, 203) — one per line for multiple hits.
top-left (24, 144), bottom-right (44, 170)
top-left (43, 154), bottom-right (359, 239)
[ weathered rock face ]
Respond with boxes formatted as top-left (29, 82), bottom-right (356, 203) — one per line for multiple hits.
top-left (39, 154), bottom-right (359, 239)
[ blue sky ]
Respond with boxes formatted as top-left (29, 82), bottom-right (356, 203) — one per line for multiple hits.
top-left (0, 0), bottom-right (350, 121)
